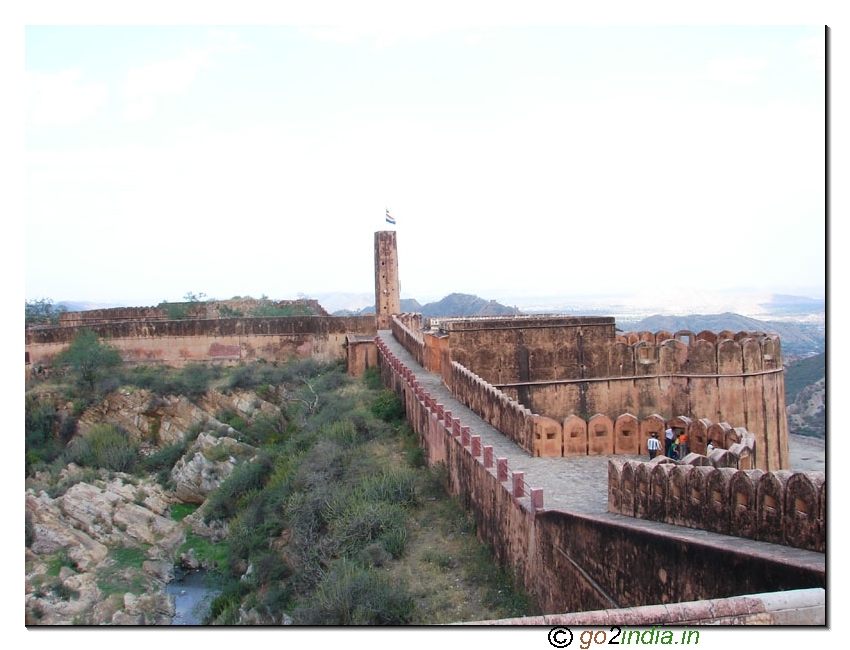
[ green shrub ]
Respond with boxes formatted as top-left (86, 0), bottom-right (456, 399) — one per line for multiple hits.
top-left (295, 560), bottom-right (414, 625)
top-left (180, 363), bottom-right (213, 397)
top-left (358, 468), bottom-right (417, 507)
top-left (164, 504), bottom-right (194, 523)
top-left (68, 423), bottom-right (139, 473)
top-left (141, 441), bottom-right (186, 474)
top-left (203, 455), bottom-right (274, 522)
top-left (330, 500), bottom-right (408, 558)
top-left (205, 580), bottom-right (251, 624)
top-left (361, 366), bottom-right (382, 390)
top-left (405, 446), bottom-right (425, 468)
top-left (371, 390), bottom-right (404, 423)
top-left (25, 395), bottom-right (64, 475)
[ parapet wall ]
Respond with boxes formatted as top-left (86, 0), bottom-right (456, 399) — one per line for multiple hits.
top-left (389, 314), bottom-right (425, 366)
top-left (392, 315), bottom-right (789, 470)
top-left (608, 459), bottom-right (825, 553)
top-left (26, 316), bottom-right (376, 369)
top-left (376, 334), bottom-right (825, 616)
top-left (52, 299), bottom-right (328, 327)
top-left (444, 355), bottom-right (764, 472)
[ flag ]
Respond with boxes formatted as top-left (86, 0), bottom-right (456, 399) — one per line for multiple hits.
top-left (385, 208), bottom-right (396, 225)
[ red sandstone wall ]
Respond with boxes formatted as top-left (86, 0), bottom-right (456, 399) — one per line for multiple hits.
top-left (497, 332), bottom-right (786, 471)
top-left (533, 510), bottom-right (824, 614)
top-left (26, 316), bottom-right (376, 369)
top-left (390, 315), bottom-right (425, 366)
top-left (608, 459), bottom-right (825, 553)
top-left (445, 316), bottom-right (616, 386)
top-left (376, 335), bottom-right (824, 616)
top-left (387, 316), bottom-right (788, 470)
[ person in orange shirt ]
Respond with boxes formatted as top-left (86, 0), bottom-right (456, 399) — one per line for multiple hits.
top-left (677, 432), bottom-right (688, 458)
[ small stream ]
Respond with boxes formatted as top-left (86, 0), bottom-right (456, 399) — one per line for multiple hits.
top-left (167, 569), bottom-right (219, 625)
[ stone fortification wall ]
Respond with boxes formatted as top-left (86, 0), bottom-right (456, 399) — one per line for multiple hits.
top-left (445, 356), bottom-right (764, 471)
top-left (608, 459), bottom-right (825, 553)
top-left (532, 509), bottom-right (824, 615)
top-left (447, 360), bottom-right (537, 451)
top-left (57, 306), bottom-right (171, 327)
top-left (26, 316), bottom-right (376, 369)
top-left (443, 315), bottom-right (616, 387)
top-left (394, 315), bottom-right (789, 471)
top-left (463, 587), bottom-right (824, 625)
top-left (512, 329), bottom-right (788, 470)
top-left (53, 299), bottom-right (327, 328)
top-left (389, 314), bottom-right (425, 366)
top-left (376, 335), bottom-right (824, 616)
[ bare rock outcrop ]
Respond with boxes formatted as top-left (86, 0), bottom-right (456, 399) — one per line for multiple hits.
top-left (170, 432), bottom-right (258, 504)
top-left (77, 390), bottom-right (226, 447)
top-left (76, 388), bottom-right (282, 449)
top-left (26, 387), bottom-right (272, 625)
top-left (25, 473), bottom-right (184, 625)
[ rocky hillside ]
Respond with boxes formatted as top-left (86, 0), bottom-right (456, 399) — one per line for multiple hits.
top-left (25, 389), bottom-right (272, 625)
top-left (784, 353), bottom-right (826, 439)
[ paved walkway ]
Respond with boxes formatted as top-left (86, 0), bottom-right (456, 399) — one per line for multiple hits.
top-left (378, 331), bottom-right (825, 570)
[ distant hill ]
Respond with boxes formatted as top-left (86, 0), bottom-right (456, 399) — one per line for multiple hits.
top-left (626, 312), bottom-right (824, 358)
top-left (336, 293), bottom-right (521, 318)
top-left (417, 293), bottom-right (522, 318)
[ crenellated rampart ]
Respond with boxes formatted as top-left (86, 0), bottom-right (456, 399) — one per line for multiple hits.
top-left (26, 315), bottom-right (376, 370)
top-left (51, 299), bottom-right (328, 328)
top-left (390, 315), bottom-right (789, 470)
top-left (376, 332), bottom-right (824, 615)
top-left (389, 314), bottom-right (425, 366)
top-left (442, 351), bottom-right (764, 471)
top-left (607, 459), bottom-right (825, 553)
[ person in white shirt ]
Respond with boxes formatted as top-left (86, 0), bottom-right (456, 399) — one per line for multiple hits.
top-left (647, 432), bottom-right (662, 460)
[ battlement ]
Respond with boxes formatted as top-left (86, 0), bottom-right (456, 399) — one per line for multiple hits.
top-left (377, 328), bottom-right (824, 615)
top-left (26, 315), bottom-right (376, 370)
top-left (435, 314), bottom-right (614, 332)
top-left (389, 313), bottom-right (789, 470)
top-left (50, 298), bottom-right (328, 328)
top-left (608, 459), bottom-right (825, 552)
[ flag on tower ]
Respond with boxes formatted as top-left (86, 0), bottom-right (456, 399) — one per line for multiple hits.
top-left (385, 208), bottom-right (396, 225)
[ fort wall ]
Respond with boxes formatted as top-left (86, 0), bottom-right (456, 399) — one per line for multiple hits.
top-left (389, 316), bottom-right (789, 470)
top-left (53, 299), bottom-right (327, 327)
top-left (26, 316), bottom-right (376, 370)
top-left (608, 459), bottom-right (825, 552)
top-left (376, 334), bottom-right (824, 615)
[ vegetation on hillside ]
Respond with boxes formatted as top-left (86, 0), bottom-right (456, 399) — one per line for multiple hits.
top-left (784, 352), bottom-right (826, 404)
top-left (25, 354), bottom-right (539, 624)
top-left (25, 298), bottom-right (67, 327)
top-left (784, 352), bottom-right (826, 439)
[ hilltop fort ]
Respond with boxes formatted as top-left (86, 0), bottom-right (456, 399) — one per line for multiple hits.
top-left (24, 230), bottom-right (825, 624)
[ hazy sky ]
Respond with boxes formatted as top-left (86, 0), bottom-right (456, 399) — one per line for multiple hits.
top-left (19, 6), bottom-right (828, 308)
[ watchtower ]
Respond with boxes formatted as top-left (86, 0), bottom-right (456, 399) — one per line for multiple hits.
top-left (374, 231), bottom-right (400, 330)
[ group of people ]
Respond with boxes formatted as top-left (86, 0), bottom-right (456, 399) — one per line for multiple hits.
top-left (646, 427), bottom-right (689, 460)
top-left (646, 428), bottom-right (720, 460)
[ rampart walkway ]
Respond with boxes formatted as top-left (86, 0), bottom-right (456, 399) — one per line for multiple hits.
top-left (377, 331), bottom-right (825, 574)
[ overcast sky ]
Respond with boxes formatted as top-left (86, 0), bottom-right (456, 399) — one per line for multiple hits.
top-left (18, 6), bottom-right (828, 308)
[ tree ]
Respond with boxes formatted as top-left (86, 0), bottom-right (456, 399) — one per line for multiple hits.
top-left (25, 298), bottom-right (67, 327)
top-left (56, 329), bottom-right (121, 391)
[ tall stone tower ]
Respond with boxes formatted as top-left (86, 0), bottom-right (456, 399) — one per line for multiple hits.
top-left (374, 231), bottom-right (400, 330)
